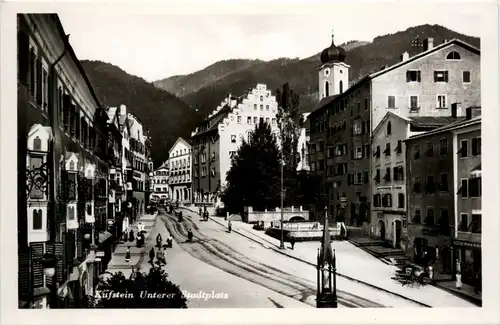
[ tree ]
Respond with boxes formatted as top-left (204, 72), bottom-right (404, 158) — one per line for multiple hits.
top-left (75, 262), bottom-right (187, 308)
top-left (222, 121), bottom-right (281, 214)
top-left (275, 83), bottom-right (304, 206)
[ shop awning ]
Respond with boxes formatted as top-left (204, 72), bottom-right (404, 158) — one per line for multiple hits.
top-left (98, 231), bottom-right (113, 244)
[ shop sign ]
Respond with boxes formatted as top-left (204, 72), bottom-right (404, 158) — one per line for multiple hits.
top-left (453, 240), bottom-right (481, 249)
top-left (96, 251), bottom-right (105, 257)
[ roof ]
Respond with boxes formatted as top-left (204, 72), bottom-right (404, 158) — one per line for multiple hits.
top-left (369, 38), bottom-right (480, 79)
top-left (312, 95), bottom-right (339, 113)
top-left (406, 114), bottom-right (480, 141)
top-left (169, 137), bottom-right (191, 154)
top-left (309, 38), bottom-right (480, 117)
top-left (191, 105), bottom-right (231, 138)
top-left (408, 116), bottom-right (462, 128)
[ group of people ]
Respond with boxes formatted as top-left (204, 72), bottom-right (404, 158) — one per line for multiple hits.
top-left (124, 232), bottom-right (174, 265)
top-left (122, 226), bottom-right (146, 248)
top-left (199, 207), bottom-right (209, 221)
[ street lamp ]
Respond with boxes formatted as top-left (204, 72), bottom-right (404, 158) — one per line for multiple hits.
top-left (280, 158), bottom-right (285, 249)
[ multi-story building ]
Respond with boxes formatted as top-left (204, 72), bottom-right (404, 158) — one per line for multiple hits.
top-left (307, 35), bottom-right (480, 225)
top-left (17, 14), bottom-right (114, 308)
top-left (168, 138), bottom-right (192, 203)
top-left (452, 109), bottom-right (481, 286)
top-left (151, 161), bottom-right (170, 203)
top-left (125, 113), bottom-right (149, 219)
top-left (297, 113), bottom-right (311, 171)
top-left (191, 85), bottom-right (280, 205)
top-left (404, 107), bottom-right (480, 275)
top-left (371, 111), bottom-right (459, 249)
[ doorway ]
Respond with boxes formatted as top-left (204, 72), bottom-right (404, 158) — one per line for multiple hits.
top-left (378, 220), bottom-right (385, 241)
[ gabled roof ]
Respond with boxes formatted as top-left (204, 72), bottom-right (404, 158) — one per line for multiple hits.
top-left (372, 111), bottom-right (411, 135)
top-left (191, 105), bottom-right (232, 138)
top-left (312, 95), bottom-right (339, 113)
top-left (406, 114), bottom-right (480, 141)
top-left (169, 137), bottom-right (191, 154)
top-left (369, 38), bottom-right (480, 79)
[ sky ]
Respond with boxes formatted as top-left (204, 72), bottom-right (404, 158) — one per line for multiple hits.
top-left (56, 1), bottom-right (488, 83)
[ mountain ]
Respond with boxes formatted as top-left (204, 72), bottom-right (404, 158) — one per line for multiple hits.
top-left (81, 60), bottom-right (202, 166)
top-left (154, 24), bottom-right (480, 117)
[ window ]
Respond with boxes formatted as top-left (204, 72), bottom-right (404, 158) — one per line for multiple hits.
top-left (260, 104), bottom-right (264, 110)
top-left (229, 151), bottom-right (236, 159)
top-left (413, 176), bottom-right (421, 193)
top-left (266, 105), bottom-right (270, 110)
top-left (412, 208), bottom-right (421, 223)
top-left (446, 51), bottom-right (461, 60)
top-left (469, 177), bottom-right (481, 197)
top-left (463, 71), bottom-right (471, 83)
top-left (211, 152), bottom-right (216, 161)
top-left (460, 140), bottom-right (468, 158)
top-left (426, 175), bottom-right (435, 193)
top-left (237, 116), bottom-right (242, 123)
top-left (387, 95), bottom-right (396, 109)
top-left (425, 208), bottom-right (435, 225)
top-left (356, 172), bottom-right (362, 184)
top-left (398, 193), bottom-right (405, 208)
top-left (353, 121), bottom-right (362, 135)
top-left (440, 173), bottom-right (449, 191)
top-left (460, 179), bottom-right (468, 197)
top-left (469, 214), bottom-right (481, 233)
top-left (260, 96), bottom-right (263, 101)
top-left (363, 170), bottom-right (369, 184)
top-left (406, 70), bottom-right (421, 82)
top-left (254, 104), bottom-right (257, 110)
top-left (364, 98), bottom-right (369, 110)
top-left (247, 116), bottom-right (252, 124)
top-left (231, 135), bottom-right (236, 143)
top-left (387, 121), bottom-right (392, 135)
top-left (437, 95), bottom-right (447, 109)
top-left (382, 194), bottom-right (392, 207)
top-left (28, 155), bottom-right (45, 199)
top-left (339, 81), bottom-right (343, 94)
top-left (395, 140), bottom-right (402, 154)
top-left (33, 209), bottom-right (43, 230)
top-left (384, 167), bottom-right (391, 182)
top-left (426, 142), bottom-right (434, 157)
top-left (434, 70), bottom-right (449, 82)
top-left (384, 143), bottom-right (391, 156)
top-left (374, 169), bottom-right (380, 183)
top-left (373, 194), bottom-right (381, 207)
top-left (42, 68), bottom-right (48, 111)
top-left (410, 96), bottom-right (419, 110)
top-left (265, 117), bottom-right (270, 124)
top-left (253, 117), bottom-right (257, 124)
top-left (272, 118), bottom-right (276, 124)
top-left (458, 213), bottom-right (468, 231)
top-left (472, 137), bottom-right (481, 156)
top-left (374, 145), bottom-right (381, 158)
top-left (440, 138), bottom-right (448, 155)
top-left (413, 144), bottom-right (420, 159)
top-left (354, 146), bottom-right (362, 159)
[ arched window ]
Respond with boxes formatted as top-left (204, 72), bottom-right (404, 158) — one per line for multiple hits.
top-left (387, 121), bottom-right (392, 135)
top-left (398, 193), bottom-right (405, 208)
top-left (325, 81), bottom-right (330, 97)
top-left (33, 136), bottom-right (42, 151)
top-left (339, 81), bottom-right (343, 94)
top-left (446, 51), bottom-right (461, 60)
top-left (33, 209), bottom-right (42, 230)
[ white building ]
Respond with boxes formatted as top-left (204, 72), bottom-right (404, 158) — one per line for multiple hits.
top-left (151, 161), bottom-right (169, 202)
top-left (168, 137), bottom-right (192, 203)
top-left (297, 112), bottom-right (311, 171)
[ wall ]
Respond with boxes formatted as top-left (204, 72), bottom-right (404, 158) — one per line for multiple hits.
top-left (371, 43), bottom-right (481, 131)
top-left (243, 206), bottom-right (310, 226)
top-left (168, 138), bottom-right (192, 201)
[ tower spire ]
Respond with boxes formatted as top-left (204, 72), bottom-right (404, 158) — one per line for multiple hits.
top-left (331, 30), bottom-right (335, 44)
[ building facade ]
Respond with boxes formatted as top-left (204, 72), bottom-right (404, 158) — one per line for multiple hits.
top-left (307, 36), bottom-right (480, 226)
top-left (151, 162), bottom-right (170, 203)
top-left (168, 137), bottom-right (192, 203)
top-left (18, 14), bottom-right (114, 308)
top-left (191, 85), bottom-right (280, 205)
top-left (371, 112), bottom-right (459, 250)
top-left (452, 110), bottom-right (481, 286)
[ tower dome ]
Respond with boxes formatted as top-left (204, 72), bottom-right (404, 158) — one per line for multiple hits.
top-left (320, 33), bottom-right (346, 64)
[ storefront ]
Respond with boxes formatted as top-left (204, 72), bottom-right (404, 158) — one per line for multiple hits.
top-left (454, 240), bottom-right (481, 286)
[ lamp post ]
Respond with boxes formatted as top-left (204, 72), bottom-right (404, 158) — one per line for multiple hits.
top-left (280, 158), bottom-right (285, 249)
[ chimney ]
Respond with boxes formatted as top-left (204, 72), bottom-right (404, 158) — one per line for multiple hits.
top-left (451, 103), bottom-right (458, 118)
top-left (466, 107), bottom-right (481, 120)
top-left (423, 38), bottom-right (434, 51)
top-left (401, 51), bottom-right (410, 62)
top-left (443, 39), bottom-right (448, 44)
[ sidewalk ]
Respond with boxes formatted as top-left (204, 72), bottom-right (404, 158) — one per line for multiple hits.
top-left (181, 206), bottom-right (476, 308)
top-left (106, 212), bottom-right (158, 270)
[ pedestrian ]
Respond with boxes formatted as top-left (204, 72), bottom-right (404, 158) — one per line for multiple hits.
top-left (199, 207), bottom-right (202, 216)
top-left (125, 246), bottom-right (131, 263)
top-left (123, 230), bottom-right (128, 243)
top-left (129, 229), bottom-right (135, 242)
top-left (204, 211), bottom-right (208, 221)
top-left (156, 247), bottom-right (166, 265)
top-left (456, 271), bottom-right (462, 289)
top-left (474, 270), bottom-right (481, 294)
top-left (228, 221), bottom-right (232, 233)
top-left (156, 233), bottom-right (163, 248)
top-left (290, 236), bottom-right (296, 250)
top-left (167, 234), bottom-right (173, 248)
top-left (187, 229), bottom-right (193, 242)
top-left (149, 247), bottom-right (155, 263)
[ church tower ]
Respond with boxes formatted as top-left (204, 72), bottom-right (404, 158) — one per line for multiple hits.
top-left (317, 32), bottom-right (350, 100)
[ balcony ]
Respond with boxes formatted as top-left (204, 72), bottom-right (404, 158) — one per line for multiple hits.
top-left (456, 231), bottom-right (481, 244)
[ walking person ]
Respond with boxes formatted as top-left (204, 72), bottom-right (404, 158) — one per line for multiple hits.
top-left (199, 207), bottom-right (202, 217)
top-left (125, 246), bottom-right (131, 263)
top-left (149, 247), bottom-right (156, 264)
top-left (228, 221), bottom-right (232, 233)
top-left (122, 230), bottom-right (128, 243)
top-left (187, 229), bottom-right (193, 242)
top-left (156, 233), bottom-right (163, 248)
top-left (167, 234), bottom-right (173, 248)
top-left (129, 229), bottom-right (135, 242)
top-left (290, 236), bottom-right (296, 250)
top-left (157, 247), bottom-right (166, 265)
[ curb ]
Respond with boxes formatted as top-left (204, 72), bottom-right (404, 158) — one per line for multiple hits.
top-left (183, 208), bottom-right (432, 308)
